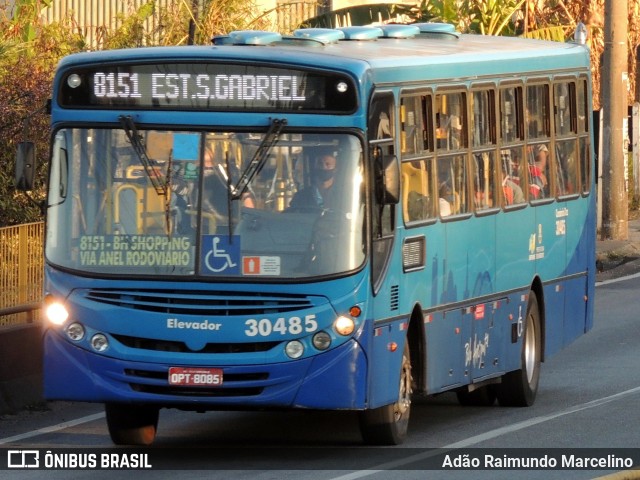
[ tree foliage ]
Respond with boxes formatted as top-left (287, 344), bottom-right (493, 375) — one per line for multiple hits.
top-left (0, 0), bottom-right (275, 227)
top-left (1, 0), bottom-right (86, 226)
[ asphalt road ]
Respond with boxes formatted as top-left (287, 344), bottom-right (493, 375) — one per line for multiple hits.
top-left (2, 273), bottom-right (640, 480)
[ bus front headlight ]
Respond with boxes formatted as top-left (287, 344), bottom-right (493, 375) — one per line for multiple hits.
top-left (312, 331), bottom-right (332, 350)
top-left (45, 301), bottom-right (69, 326)
top-left (65, 322), bottom-right (85, 342)
top-left (334, 316), bottom-right (355, 336)
top-left (91, 334), bottom-right (109, 352)
top-left (285, 340), bottom-right (304, 359)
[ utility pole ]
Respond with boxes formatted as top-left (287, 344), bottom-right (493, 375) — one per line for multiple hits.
top-left (600, 0), bottom-right (628, 240)
top-left (187, 0), bottom-right (199, 45)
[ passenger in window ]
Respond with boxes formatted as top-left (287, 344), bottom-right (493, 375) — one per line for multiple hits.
top-left (501, 150), bottom-right (523, 186)
top-left (439, 182), bottom-right (453, 217)
top-left (529, 144), bottom-right (549, 199)
top-left (502, 166), bottom-right (525, 205)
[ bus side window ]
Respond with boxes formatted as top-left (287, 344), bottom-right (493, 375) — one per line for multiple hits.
top-left (555, 141), bottom-right (578, 196)
top-left (499, 85), bottom-right (527, 206)
top-left (472, 152), bottom-right (497, 210)
top-left (528, 143), bottom-right (550, 199)
top-left (437, 155), bottom-right (468, 215)
top-left (435, 92), bottom-right (467, 151)
top-left (400, 92), bottom-right (435, 223)
top-left (526, 84), bottom-right (550, 141)
top-left (471, 89), bottom-right (498, 211)
top-left (554, 81), bottom-right (579, 196)
top-left (402, 159), bottom-right (434, 222)
top-left (500, 147), bottom-right (527, 205)
top-left (435, 91), bottom-right (469, 216)
top-left (577, 77), bottom-right (592, 193)
top-left (369, 92), bottom-right (396, 291)
top-left (526, 83), bottom-right (552, 198)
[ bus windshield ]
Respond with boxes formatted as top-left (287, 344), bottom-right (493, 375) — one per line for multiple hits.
top-left (46, 128), bottom-right (365, 279)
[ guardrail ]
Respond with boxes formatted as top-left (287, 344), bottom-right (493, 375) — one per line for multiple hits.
top-left (0, 222), bottom-right (44, 327)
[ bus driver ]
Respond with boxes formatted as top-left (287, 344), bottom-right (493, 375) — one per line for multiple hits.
top-left (289, 153), bottom-right (339, 210)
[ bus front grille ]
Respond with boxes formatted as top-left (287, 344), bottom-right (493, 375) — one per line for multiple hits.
top-left (113, 334), bottom-right (279, 353)
top-left (83, 288), bottom-right (314, 316)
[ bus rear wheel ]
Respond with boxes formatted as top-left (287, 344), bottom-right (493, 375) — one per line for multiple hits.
top-left (496, 291), bottom-right (541, 407)
top-left (105, 403), bottom-right (159, 446)
top-left (359, 342), bottom-right (412, 445)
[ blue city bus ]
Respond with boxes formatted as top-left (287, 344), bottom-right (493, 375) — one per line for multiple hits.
top-left (18, 23), bottom-right (595, 445)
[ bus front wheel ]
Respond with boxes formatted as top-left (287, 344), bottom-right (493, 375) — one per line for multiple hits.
top-left (359, 342), bottom-right (412, 445)
top-left (105, 403), bottom-right (159, 446)
top-left (496, 291), bottom-right (541, 407)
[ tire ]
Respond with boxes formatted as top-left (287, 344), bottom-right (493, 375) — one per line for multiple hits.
top-left (496, 291), bottom-right (541, 407)
top-left (456, 385), bottom-right (497, 406)
top-left (359, 341), bottom-right (412, 445)
top-left (105, 403), bottom-right (159, 446)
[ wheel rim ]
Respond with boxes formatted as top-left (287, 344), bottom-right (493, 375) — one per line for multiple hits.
top-left (524, 312), bottom-right (537, 384)
top-left (394, 351), bottom-right (412, 421)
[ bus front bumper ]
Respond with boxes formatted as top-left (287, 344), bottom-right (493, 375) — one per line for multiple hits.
top-left (43, 329), bottom-right (368, 410)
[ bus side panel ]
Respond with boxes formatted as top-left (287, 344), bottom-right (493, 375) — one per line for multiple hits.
top-left (497, 291), bottom-right (532, 374)
top-left (495, 209), bottom-right (536, 374)
top-left (468, 298), bottom-right (507, 382)
top-left (367, 317), bottom-right (411, 408)
top-left (495, 210), bottom-right (536, 294)
top-left (562, 277), bottom-right (588, 346)
top-left (535, 202), bottom-right (566, 357)
top-left (425, 215), bottom-right (497, 392)
top-left (462, 215), bottom-right (505, 382)
top-left (367, 228), bottom-right (412, 409)
top-left (425, 309), bottom-right (465, 392)
top-left (562, 197), bottom-right (594, 347)
top-left (422, 222), bottom-right (457, 393)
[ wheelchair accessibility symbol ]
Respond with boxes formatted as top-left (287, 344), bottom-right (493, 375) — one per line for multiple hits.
top-left (201, 235), bottom-right (241, 274)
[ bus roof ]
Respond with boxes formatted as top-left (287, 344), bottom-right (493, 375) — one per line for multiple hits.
top-left (57, 27), bottom-right (591, 87)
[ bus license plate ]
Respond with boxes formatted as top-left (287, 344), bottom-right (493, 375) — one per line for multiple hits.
top-left (168, 367), bottom-right (223, 386)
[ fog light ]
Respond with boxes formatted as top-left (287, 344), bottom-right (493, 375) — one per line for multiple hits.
top-left (90, 334), bottom-right (109, 352)
top-left (285, 340), bottom-right (304, 359)
top-left (334, 316), bottom-right (355, 336)
top-left (45, 302), bottom-right (69, 326)
top-left (312, 331), bottom-right (331, 350)
top-left (65, 322), bottom-right (85, 342)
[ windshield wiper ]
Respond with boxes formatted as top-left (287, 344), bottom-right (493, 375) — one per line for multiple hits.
top-left (119, 115), bottom-right (168, 196)
top-left (231, 118), bottom-right (286, 201)
top-left (226, 118), bottom-right (286, 239)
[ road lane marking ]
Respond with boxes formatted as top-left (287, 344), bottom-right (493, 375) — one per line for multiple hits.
top-left (329, 385), bottom-right (640, 480)
top-left (596, 271), bottom-right (640, 286)
top-left (0, 412), bottom-right (105, 444)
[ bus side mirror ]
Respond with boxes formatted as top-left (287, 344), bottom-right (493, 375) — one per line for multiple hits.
top-left (376, 154), bottom-right (400, 205)
top-left (15, 142), bottom-right (37, 191)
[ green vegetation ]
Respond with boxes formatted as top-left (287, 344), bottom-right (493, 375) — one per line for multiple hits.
top-left (0, 0), bottom-right (274, 227)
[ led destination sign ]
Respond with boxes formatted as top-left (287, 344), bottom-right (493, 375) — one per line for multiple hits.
top-left (59, 63), bottom-right (357, 112)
